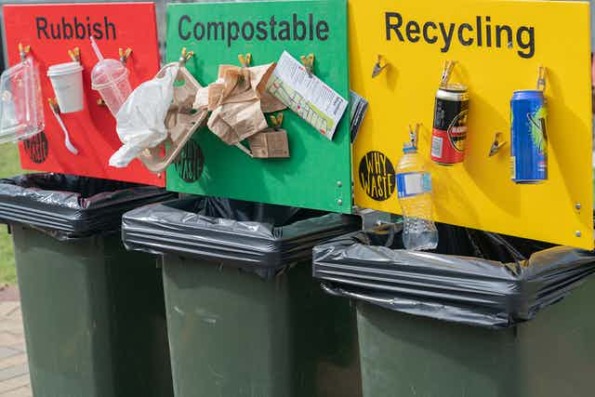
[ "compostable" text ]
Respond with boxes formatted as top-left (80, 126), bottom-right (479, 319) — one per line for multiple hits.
top-left (178, 14), bottom-right (330, 47)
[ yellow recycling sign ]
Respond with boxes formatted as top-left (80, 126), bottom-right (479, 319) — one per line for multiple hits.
top-left (350, 0), bottom-right (593, 249)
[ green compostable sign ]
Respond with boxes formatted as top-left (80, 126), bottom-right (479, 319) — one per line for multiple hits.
top-left (166, 0), bottom-right (351, 213)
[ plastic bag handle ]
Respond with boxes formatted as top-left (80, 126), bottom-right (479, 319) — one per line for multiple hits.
top-left (156, 62), bottom-right (182, 79)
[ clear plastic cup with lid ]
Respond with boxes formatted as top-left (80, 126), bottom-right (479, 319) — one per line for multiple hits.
top-left (90, 37), bottom-right (132, 117)
top-left (91, 59), bottom-right (132, 117)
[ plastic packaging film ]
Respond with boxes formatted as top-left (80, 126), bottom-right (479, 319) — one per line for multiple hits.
top-left (313, 223), bottom-right (595, 329)
top-left (0, 174), bottom-right (173, 240)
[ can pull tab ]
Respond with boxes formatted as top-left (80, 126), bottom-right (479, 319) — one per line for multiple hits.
top-left (440, 60), bottom-right (456, 88)
top-left (536, 65), bottom-right (547, 92)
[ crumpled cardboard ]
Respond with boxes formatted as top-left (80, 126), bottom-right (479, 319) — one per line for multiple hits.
top-left (137, 64), bottom-right (208, 173)
top-left (193, 64), bottom-right (286, 145)
top-left (248, 129), bottom-right (289, 158)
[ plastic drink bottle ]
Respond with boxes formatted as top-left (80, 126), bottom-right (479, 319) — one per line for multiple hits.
top-left (395, 143), bottom-right (438, 250)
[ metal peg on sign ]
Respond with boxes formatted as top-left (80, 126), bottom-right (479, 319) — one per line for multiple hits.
top-left (119, 47), bottom-right (133, 64)
top-left (409, 123), bottom-right (420, 150)
top-left (179, 47), bottom-right (195, 65)
top-left (300, 53), bottom-right (315, 77)
top-left (238, 53), bottom-right (252, 68)
top-left (18, 43), bottom-right (31, 62)
top-left (536, 65), bottom-right (547, 91)
top-left (440, 60), bottom-right (456, 88)
top-left (270, 112), bottom-right (284, 131)
top-left (372, 55), bottom-right (388, 78)
top-left (488, 132), bottom-right (507, 157)
top-left (68, 47), bottom-right (80, 62)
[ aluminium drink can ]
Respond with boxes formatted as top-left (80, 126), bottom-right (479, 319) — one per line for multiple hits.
top-left (431, 84), bottom-right (469, 165)
top-left (511, 90), bottom-right (547, 183)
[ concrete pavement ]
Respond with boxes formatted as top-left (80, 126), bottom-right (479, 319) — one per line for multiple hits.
top-left (0, 287), bottom-right (31, 397)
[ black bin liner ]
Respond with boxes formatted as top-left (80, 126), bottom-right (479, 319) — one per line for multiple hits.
top-left (122, 197), bottom-right (361, 278)
top-left (0, 173), bottom-right (173, 239)
top-left (313, 223), bottom-right (595, 329)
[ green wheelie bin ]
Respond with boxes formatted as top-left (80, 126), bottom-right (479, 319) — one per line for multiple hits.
top-left (122, 197), bottom-right (363, 397)
top-left (0, 174), bottom-right (175, 397)
top-left (313, 223), bottom-right (595, 397)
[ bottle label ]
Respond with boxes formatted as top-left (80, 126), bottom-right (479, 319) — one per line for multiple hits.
top-left (431, 136), bottom-right (443, 158)
top-left (396, 172), bottom-right (432, 198)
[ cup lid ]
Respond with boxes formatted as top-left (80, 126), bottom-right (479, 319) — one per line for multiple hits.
top-left (91, 59), bottom-right (129, 89)
top-left (47, 62), bottom-right (83, 77)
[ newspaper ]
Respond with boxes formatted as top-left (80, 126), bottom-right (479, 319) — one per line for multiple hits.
top-left (349, 91), bottom-right (368, 143)
top-left (266, 51), bottom-right (348, 140)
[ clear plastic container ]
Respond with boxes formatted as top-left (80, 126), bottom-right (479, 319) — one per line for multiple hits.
top-left (395, 144), bottom-right (438, 250)
top-left (91, 59), bottom-right (132, 117)
top-left (0, 57), bottom-right (45, 144)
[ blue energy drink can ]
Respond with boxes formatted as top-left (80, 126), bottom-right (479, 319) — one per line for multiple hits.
top-left (511, 90), bottom-right (547, 183)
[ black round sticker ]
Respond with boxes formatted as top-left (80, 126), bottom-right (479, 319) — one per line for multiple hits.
top-left (174, 140), bottom-right (204, 183)
top-left (358, 151), bottom-right (395, 201)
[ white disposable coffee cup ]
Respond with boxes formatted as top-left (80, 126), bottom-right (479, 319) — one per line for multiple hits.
top-left (47, 62), bottom-right (84, 113)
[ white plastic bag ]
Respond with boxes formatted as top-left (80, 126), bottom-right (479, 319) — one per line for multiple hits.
top-left (109, 64), bottom-right (179, 168)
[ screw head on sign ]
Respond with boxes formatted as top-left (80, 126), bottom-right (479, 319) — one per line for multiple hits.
top-left (575, 203), bottom-right (582, 211)
top-left (337, 199), bottom-right (343, 206)
top-left (337, 181), bottom-right (343, 188)
top-left (576, 231), bottom-right (582, 238)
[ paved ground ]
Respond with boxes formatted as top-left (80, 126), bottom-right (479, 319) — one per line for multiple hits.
top-left (0, 287), bottom-right (31, 397)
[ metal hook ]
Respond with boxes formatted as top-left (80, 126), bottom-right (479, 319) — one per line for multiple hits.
top-left (300, 53), bottom-right (315, 77)
top-left (179, 47), bottom-right (195, 65)
top-left (408, 123), bottom-right (420, 149)
top-left (238, 53), bottom-right (252, 68)
top-left (536, 65), bottom-right (547, 91)
top-left (18, 43), bottom-right (31, 62)
top-left (440, 60), bottom-right (456, 88)
top-left (67, 47), bottom-right (80, 63)
top-left (488, 132), bottom-right (507, 157)
top-left (269, 112), bottom-right (284, 131)
top-left (372, 55), bottom-right (388, 78)
top-left (119, 47), bottom-right (133, 64)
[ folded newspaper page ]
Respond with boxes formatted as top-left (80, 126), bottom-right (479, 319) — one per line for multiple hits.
top-left (266, 51), bottom-right (348, 140)
top-left (349, 90), bottom-right (368, 143)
